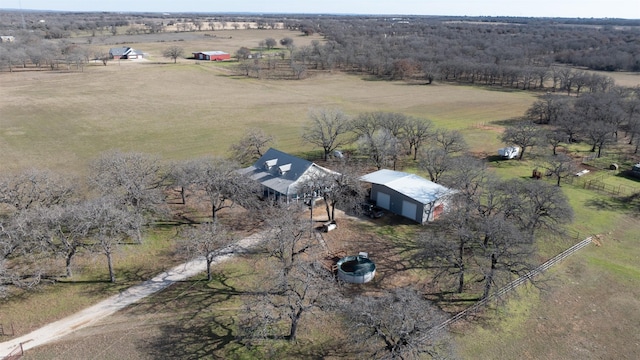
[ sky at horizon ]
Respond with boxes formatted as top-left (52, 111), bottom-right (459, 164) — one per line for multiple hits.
top-left (6, 0), bottom-right (640, 19)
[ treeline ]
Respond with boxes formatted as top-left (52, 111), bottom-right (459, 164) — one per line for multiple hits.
top-left (2, 12), bottom-right (640, 76)
top-left (288, 17), bottom-right (640, 85)
top-left (0, 151), bottom-right (260, 297)
top-left (510, 86), bottom-right (640, 162)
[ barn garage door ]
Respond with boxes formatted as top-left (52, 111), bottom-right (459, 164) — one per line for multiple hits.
top-left (402, 200), bottom-right (417, 221)
top-left (377, 192), bottom-right (390, 210)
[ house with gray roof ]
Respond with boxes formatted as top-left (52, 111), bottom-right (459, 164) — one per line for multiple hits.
top-left (360, 169), bottom-right (454, 223)
top-left (109, 47), bottom-right (142, 60)
top-left (238, 148), bottom-right (338, 202)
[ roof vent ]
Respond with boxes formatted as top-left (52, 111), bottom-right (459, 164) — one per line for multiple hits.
top-left (278, 163), bottom-right (292, 175)
top-left (264, 159), bottom-right (277, 170)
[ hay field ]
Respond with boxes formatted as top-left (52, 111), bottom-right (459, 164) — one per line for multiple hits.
top-left (0, 50), bottom-right (534, 172)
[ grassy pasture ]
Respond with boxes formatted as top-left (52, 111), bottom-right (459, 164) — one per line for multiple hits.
top-left (1, 44), bottom-right (534, 172)
top-left (2, 30), bottom-right (640, 359)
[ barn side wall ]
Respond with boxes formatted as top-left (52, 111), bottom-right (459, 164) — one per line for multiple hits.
top-left (369, 184), bottom-right (425, 223)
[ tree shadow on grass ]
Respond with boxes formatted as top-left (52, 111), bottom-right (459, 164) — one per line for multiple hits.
top-left (131, 272), bottom-right (249, 359)
top-left (584, 193), bottom-right (640, 215)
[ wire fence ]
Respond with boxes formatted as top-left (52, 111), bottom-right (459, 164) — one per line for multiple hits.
top-left (418, 236), bottom-right (594, 343)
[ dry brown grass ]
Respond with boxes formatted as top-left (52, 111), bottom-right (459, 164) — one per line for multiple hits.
top-left (3, 29), bottom-right (640, 359)
top-left (0, 29), bottom-right (535, 172)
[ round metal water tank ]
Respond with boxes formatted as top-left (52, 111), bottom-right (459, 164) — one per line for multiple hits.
top-left (336, 255), bottom-right (376, 284)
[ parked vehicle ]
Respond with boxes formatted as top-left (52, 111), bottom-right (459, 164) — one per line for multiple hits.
top-left (498, 146), bottom-right (520, 159)
top-left (360, 203), bottom-right (384, 218)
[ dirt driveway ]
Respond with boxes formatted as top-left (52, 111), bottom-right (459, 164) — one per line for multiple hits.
top-left (0, 231), bottom-right (269, 357)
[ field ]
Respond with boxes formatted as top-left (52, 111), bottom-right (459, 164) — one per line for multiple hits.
top-left (0, 29), bottom-right (533, 172)
top-left (2, 29), bottom-right (640, 359)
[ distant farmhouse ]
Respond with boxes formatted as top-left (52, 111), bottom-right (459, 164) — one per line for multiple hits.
top-left (192, 51), bottom-right (231, 61)
top-left (238, 148), bottom-right (338, 203)
top-left (360, 169), bottom-right (454, 224)
top-left (0, 36), bottom-right (15, 43)
top-left (109, 47), bottom-right (143, 60)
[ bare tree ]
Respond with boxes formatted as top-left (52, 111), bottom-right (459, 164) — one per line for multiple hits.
top-left (352, 112), bottom-right (384, 141)
top-left (280, 37), bottom-right (295, 57)
top-left (181, 158), bottom-right (259, 220)
top-left (235, 46), bottom-right (251, 61)
top-left (556, 110), bottom-right (582, 143)
top-left (538, 153), bottom-right (578, 186)
top-left (0, 209), bottom-right (55, 294)
top-left (584, 121), bottom-right (615, 158)
top-left (240, 207), bottom-right (333, 342)
top-left (342, 287), bottom-right (451, 359)
top-left (178, 221), bottom-right (233, 281)
top-left (299, 163), bottom-right (365, 222)
top-left (419, 147), bottom-right (454, 183)
top-left (357, 128), bottom-right (402, 170)
top-left (302, 108), bottom-right (353, 161)
top-left (94, 51), bottom-right (110, 66)
top-left (82, 196), bottom-right (140, 283)
top-left (89, 150), bottom-right (167, 211)
top-left (291, 63), bottom-right (307, 79)
top-left (89, 150), bottom-right (168, 242)
top-left (477, 216), bottom-right (534, 300)
top-left (379, 112), bottom-right (408, 138)
top-left (162, 45), bottom-right (184, 63)
top-left (264, 38), bottom-right (277, 50)
top-left (402, 116), bottom-right (434, 160)
top-left (0, 169), bottom-right (76, 211)
top-left (43, 204), bottom-right (92, 277)
top-left (526, 94), bottom-right (568, 124)
top-left (229, 128), bottom-right (275, 165)
top-left (418, 128), bottom-right (467, 183)
top-left (417, 205), bottom-right (476, 294)
top-left (544, 129), bottom-right (568, 156)
top-left (501, 179), bottom-right (574, 236)
top-left (501, 120), bottom-right (542, 160)
top-left (433, 129), bottom-right (468, 155)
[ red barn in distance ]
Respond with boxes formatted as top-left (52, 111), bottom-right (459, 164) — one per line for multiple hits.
top-left (192, 51), bottom-right (231, 61)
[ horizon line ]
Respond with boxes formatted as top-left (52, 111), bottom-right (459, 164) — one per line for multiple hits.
top-left (0, 8), bottom-right (638, 20)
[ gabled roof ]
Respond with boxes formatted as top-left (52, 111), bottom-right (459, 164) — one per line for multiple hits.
top-left (201, 51), bottom-right (229, 56)
top-left (360, 169), bottom-right (453, 204)
top-left (109, 47), bottom-right (132, 56)
top-left (238, 148), bottom-right (335, 196)
top-left (194, 51), bottom-right (229, 56)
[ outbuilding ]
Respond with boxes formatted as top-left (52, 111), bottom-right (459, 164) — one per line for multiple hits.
top-left (360, 169), bottom-right (454, 224)
top-left (192, 51), bottom-right (231, 61)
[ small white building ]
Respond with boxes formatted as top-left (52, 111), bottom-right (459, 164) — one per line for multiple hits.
top-left (498, 146), bottom-right (520, 159)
